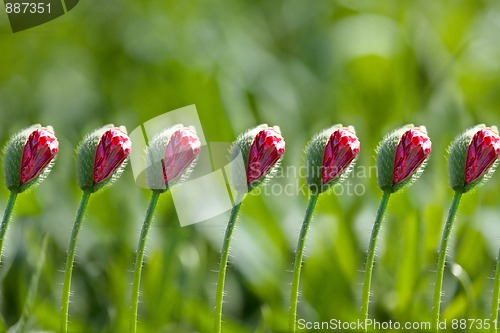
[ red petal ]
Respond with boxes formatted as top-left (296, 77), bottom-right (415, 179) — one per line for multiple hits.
top-left (247, 127), bottom-right (285, 184)
top-left (321, 128), bottom-right (360, 184)
top-left (464, 128), bottom-right (500, 184)
top-left (163, 128), bottom-right (201, 183)
top-left (20, 128), bottom-right (59, 184)
top-left (93, 128), bottom-right (132, 184)
top-left (392, 128), bottom-right (432, 184)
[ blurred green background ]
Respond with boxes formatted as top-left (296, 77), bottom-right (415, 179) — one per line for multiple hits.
top-left (1, 0), bottom-right (500, 332)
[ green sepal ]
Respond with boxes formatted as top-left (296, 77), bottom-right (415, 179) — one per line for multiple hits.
top-left (77, 124), bottom-right (128, 193)
top-left (3, 124), bottom-right (57, 193)
top-left (448, 124), bottom-right (497, 193)
top-left (146, 125), bottom-right (198, 192)
top-left (377, 124), bottom-right (418, 193)
top-left (305, 124), bottom-right (358, 194)
top-left (230, 124), bottom-right (282, 193)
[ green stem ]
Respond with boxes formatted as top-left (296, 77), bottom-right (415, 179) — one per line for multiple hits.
top-left (214, 194), bottom-right (244, 333)
top-left (129, 191), bottom-right (161, 333)
top-left (361, 190), bottom-right (391, 327)
top-left (60, 190), bottom-right (91, 333)
top-left (0, 190), bottom-right (19, 263)
top-left (490, 247), bottom-right (500, 333)
top-left (16, 233), bottom-right (50, 333)
top-left (289, 192), bottom-right (319, 333)
top-left (432, 190), bottom-right (462, 332)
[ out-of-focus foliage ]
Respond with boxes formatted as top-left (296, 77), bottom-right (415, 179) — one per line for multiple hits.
top-left (1, 0), bottom-right (500, 332)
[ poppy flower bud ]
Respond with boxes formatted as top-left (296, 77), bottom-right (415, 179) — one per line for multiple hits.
top-left (146, 125), bottom-right (201, 191)
top-left (231, 124), bottom-right (285, 193)
top-left (306, 125), bottom-right (360, 194)
top-left (4, 125), bottom-right (59, 193)
top-left (449, 125), bottom-right (500, 193)
top-left (77, 125), bottom-right (131, 192)
top-left (377, 125), bottom-right (431, 193)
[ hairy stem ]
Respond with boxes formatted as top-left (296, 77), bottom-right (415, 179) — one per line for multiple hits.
top-left (432, 191), bottom-right (462, 332)
top-left (361, 190), bottom-right (391, 327)
top-left (130, 190), bottom-right (161, 333)
top-left (0, 190), bottom-right (19, 263)
top-left (289, 192), bottom-right (319, 332)
top-left (60, 190), bottom-right (91, 333)
top-left (490, 247), bottom-right (500, 333)
top-left (214, 194), bottom-right (244, 333)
